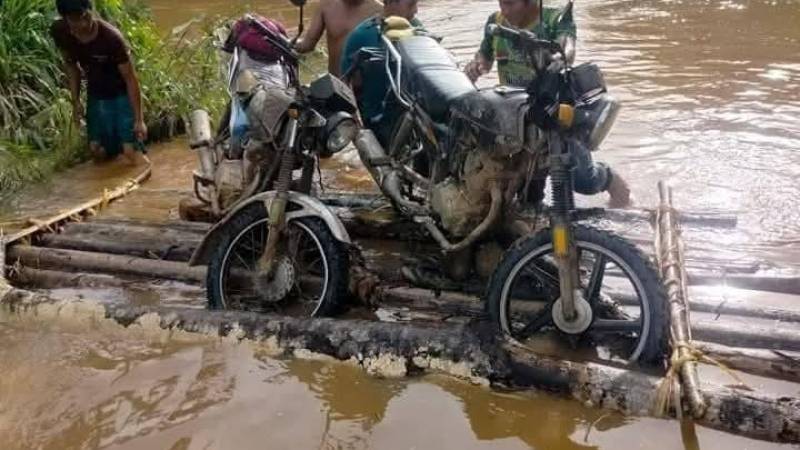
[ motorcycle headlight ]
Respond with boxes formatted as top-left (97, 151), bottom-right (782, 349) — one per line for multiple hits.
top-left (576, 95), bottom-right (621, 150)
top-left (325, 112), bottom-right (358, 154)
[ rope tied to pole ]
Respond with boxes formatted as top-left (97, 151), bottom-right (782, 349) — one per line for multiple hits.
top-left (654, 340), bottom-right (750, 417)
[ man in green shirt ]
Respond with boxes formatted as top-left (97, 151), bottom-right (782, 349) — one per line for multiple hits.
top-left (464, 0), bottom-right (631, 208)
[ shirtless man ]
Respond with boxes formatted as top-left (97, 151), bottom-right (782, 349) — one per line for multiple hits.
top-left (293, 0), bottom-right (382, 76)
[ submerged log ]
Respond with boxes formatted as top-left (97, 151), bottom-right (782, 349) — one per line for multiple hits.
top-left (693, 341), bottom-right (800, 383)
top-left (1, 287), bottom-right (797, 444)
top-left (689, 273), bottom-right (800, 296)
top-left (12, 267), bottom-right (131, 289)
top-left (613, 292), bottom-right (800, 324)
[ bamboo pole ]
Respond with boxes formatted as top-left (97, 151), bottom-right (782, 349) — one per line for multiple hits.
top-left (655, 181), bottom-right (707, 419)
top-left (3, 165), bottom-right (151, 246)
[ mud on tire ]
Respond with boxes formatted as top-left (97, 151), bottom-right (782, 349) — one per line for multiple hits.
top-left (206, 202), bottom-right (349, 317)
top-left (485, 224), bottom-right (669, 365)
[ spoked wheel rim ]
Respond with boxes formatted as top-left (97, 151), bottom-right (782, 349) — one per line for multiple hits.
top-left (218, 217), bottom-right (330, 316)
top-left (498, 241), bottom-right (652, 363)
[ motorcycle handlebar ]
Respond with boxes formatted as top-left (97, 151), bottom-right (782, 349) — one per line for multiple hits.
top-left (487, 23), bottom-right (564, 56)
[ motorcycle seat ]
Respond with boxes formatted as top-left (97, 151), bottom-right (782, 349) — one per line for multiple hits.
top-left (395, 36), bottom-right (476, 122)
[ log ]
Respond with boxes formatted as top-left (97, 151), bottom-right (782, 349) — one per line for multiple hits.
top-left (689, 273), bottom-right (800, 297)
top-left (83, 217), bottom-right (211, 235)
top-left (11, 267), bottom-right (132, 289)
top-left (1, 288), bottom-right (797, 444)
top-left (75, 212), bottom-right (766, 283)
top-left (693, 341), bottom-right (800, 383)
top-left (691, 318), bottom-right (800, 352)
top-left (613, 291), bottom-right (800, 324)
top-left (7, 245), bottom-right (205, 283)
top-left (37, 231), bottom-right (198, 261)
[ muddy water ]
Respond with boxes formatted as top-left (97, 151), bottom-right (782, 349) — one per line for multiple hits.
top-left (2, 0), bottom-right (800, 448)
top-left (0, 312), bottom-right (793, 450)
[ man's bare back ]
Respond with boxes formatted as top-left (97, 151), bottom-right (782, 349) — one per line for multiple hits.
top-left (295, 0), bottom-right (382, 76)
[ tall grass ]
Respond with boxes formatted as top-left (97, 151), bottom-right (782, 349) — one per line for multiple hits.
top-left (0, 0), bottom-right (226, 193)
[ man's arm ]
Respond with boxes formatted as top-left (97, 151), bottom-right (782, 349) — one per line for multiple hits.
top-left (293, 1), bottom-right (325, 53)
top-left (552, 7), bottom-right (577, 65)
top-left (61, 52), bottom-right (83, 125)
top-left (464, 14), bottom-right (496, 82)
top-left (118, 62), bottom-right (147, 141)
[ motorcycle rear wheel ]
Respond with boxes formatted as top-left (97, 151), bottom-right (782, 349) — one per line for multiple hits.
top-left (486, 225), bottom-right (669, 365)
top-left (206, 202), bottom-right (349, 317)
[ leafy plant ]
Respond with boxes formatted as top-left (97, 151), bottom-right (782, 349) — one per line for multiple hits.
top-left (0, 0), bottom-right (226, 194)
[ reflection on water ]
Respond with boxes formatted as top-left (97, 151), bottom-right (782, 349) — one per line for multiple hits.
top-left (0, 314), bottom-right (793, 450)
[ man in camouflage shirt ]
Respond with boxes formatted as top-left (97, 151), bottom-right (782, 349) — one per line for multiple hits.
top-left (464, 0), bottom-right (631, 208)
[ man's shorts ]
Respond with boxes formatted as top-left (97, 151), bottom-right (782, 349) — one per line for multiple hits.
top-left (86, 94), bottom-right (141, 158)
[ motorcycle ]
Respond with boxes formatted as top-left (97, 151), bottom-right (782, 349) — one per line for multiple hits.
top-left (349, 2), bottom-right (668, 364)
top-left (187, 0), bottom-right (360, 317)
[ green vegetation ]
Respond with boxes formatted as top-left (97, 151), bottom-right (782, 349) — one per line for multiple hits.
top-left (0, 0), bottom-right (227, 193)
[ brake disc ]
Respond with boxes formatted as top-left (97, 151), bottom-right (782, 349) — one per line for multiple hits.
top-left (253, 256), bottom-right (296, 303)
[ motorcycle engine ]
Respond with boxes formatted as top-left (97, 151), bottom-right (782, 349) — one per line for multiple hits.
top-left (429, 88), bottom-right (546, 237)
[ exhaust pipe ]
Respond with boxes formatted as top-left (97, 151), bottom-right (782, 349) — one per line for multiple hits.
top-left (354, 129), bottom-right (424, 214)
top-left (189, 109), bottom-right (216, 180)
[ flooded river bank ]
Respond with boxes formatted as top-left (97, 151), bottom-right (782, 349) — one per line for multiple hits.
top-left (2, 0), bottom-right (800, 448)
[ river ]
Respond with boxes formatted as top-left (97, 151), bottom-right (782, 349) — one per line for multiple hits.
top-left (1, 0), bottom-right (799, 448)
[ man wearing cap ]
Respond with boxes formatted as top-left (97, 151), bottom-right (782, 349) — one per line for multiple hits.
top-left (51, 0), bottom-right (149, 164)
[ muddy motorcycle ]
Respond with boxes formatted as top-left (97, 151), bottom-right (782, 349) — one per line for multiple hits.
top-left (350, 9), bottom-right (668, 364)
top-left (187, 1), bottom-right (360, 317)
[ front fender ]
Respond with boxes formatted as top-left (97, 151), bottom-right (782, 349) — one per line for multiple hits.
top-left (188, 191), bottom-right (351, 266)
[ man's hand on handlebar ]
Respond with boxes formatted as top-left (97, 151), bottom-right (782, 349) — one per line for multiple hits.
top-left (464, 55), bottom-right (492, 83)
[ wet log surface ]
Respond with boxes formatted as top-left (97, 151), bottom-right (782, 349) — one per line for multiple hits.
top-left (1, 286), bottom-right (798, 444)
top-left (7, 245), bottom-right (205, 283)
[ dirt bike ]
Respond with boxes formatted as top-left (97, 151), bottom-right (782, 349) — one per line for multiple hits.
top-left (187, 0), bottom-right (360, 317)
top-left (349, 3), bottom-right (668, 364)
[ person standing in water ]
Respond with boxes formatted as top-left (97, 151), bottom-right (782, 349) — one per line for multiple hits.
top-left (293, 0), bottom-right (383, 76)
top-left (51, 0), bottom-right (149, 165)
top-left (464, 0), bottom-right (631, 208)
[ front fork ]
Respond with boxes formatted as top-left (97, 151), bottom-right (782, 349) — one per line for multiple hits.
top-left (548, 132), bottom-right (581, 323)
top-left (258, 117), bottom-right (299, 276)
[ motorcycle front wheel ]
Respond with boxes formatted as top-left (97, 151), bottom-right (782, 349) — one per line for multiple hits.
top-left (486, 225), bottom-right (669, 365)
top-left (206, 202), bottom-right (349, 317)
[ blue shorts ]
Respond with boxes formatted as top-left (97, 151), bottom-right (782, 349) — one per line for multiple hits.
top-left (571, 139), bottom-right (611, 195)
top-left (86, 94), bottom-right (139, 157)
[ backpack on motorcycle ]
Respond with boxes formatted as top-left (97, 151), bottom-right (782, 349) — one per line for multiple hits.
top-left (222, 15), bottom-right (288, 64)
